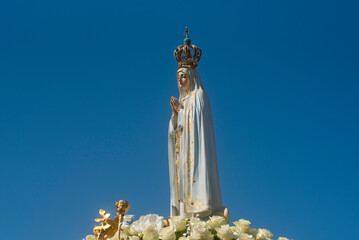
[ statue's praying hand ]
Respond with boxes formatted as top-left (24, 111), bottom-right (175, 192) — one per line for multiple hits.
top-left (170, 96), bottom-right (182, 116)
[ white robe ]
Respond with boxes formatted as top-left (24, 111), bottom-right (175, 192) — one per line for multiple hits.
top-left (168, 68), bottom-right (223, 217)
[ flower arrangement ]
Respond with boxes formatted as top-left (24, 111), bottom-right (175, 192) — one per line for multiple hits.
top-left (85, 213), bottom-right (291, 240)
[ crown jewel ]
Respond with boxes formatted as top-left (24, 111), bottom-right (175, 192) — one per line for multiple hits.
top-left (174, 27), bottom-right (202, 70)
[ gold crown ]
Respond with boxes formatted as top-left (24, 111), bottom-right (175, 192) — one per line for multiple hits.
top-left (174, 27), bottom-right (202, 70)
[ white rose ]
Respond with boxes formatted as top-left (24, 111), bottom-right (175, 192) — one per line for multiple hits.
top-left (85, 235), bottom-right (96, 240)
top-left (121, 215), bottom-right (135, 229)
top-left (233, 219), bottom-right (251, 233)
top-left (248, 228), bottom-right (258, 236)
top-left (207, 216), bottom-right (227, 229)
top-left (215, 224), bottom-right (236, 240)
top-left (169, 216), bottom-right (187, 232)
top-left (131, 214), bottom-right (164, 232)
top-left (190, 221), bottom-right (213, 240)
top-left (123, 226), bottom-right (139, 236)
top-left (143, 226), bottom-right (160, 240)
top-left (256, 229), bottom-right (273, 240)
top-left (238, 233), bottom-right (255, 240)
top-left (278, 238), bottom-right (289, 240)
top-left (159, 226), bottom-right (176, 240)
top-left (189, 217), bottom-right (202, 225)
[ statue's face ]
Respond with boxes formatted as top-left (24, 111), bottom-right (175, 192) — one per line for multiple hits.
top-left (177, 71), bottom-right (190, 92)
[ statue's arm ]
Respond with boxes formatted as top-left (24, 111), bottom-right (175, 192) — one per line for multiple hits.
top-left (169, 109), bottom-right (184, 136)
top-left (171, 114), bottom-right (178, 129)
top-left (169, 114), bottom-right (178, 137)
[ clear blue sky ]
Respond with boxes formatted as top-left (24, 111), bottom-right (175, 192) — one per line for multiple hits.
top-left (1, 0), bottom-right (358, 239)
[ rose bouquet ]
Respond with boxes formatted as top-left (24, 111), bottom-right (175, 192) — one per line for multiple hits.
top-left (84, 214), bottom-right (291, 240)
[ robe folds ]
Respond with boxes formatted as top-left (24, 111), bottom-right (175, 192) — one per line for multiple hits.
top-left (168, 68), bottom-right (223, 217)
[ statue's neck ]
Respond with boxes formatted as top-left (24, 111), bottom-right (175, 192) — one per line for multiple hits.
top-left (181, 94), bottom-right (189, 102)
top-left (181, 90), bottom-right (190, 99)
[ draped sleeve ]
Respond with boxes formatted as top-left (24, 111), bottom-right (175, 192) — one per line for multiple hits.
top-left (168, 115), bottom-right (177, 214)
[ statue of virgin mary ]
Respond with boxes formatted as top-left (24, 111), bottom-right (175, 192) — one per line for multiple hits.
top-left (168, 29), bottom-right (225, 219)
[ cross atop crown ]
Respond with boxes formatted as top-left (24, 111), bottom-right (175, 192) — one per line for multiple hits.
top-left (174, 27), bottom-right (202, 70)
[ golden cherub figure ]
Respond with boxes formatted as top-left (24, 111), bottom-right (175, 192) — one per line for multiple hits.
top-left (93, 209), bottom-right (119, 240)
top-left (116, 200), bottom-right (131, 217)
top-left (116, 200), bottom-right (131, 240)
